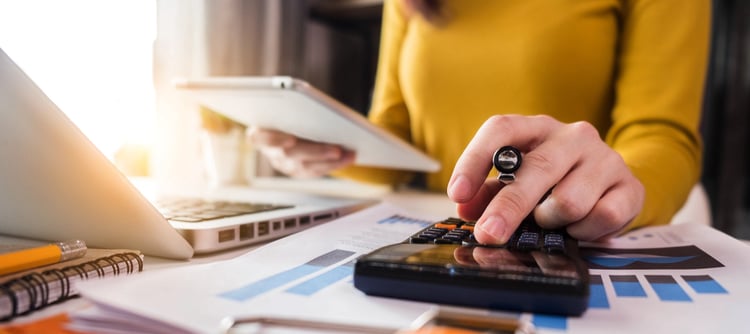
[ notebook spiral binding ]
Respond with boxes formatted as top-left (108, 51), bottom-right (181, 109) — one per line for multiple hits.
top-left (0, 252), bottom-right (143, 321)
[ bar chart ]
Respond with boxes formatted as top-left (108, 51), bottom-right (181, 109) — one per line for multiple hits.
top-left (216, 214), bottom-right (733, 333)
top-left (218, 215), bottom-right (432, 302)
top-left (531, 245), bottom-right (730, 331)
top-left (219, 249), bottom-right (357, 301)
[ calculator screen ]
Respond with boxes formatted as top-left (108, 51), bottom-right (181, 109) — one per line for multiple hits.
top-left (366, 244), bottom-right (580, 279)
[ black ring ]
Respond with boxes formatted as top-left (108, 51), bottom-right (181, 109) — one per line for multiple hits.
top-left (493, 146), bottom-right (522, 173)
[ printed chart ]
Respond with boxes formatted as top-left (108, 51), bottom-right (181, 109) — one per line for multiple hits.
top-left (219, 219), bottom-right (735, 333)
top-left (531, 242), bottom-right (731, 331)
top-left (74, 204), bottom-right (750, 334)
top-left (219, 215), bottom-right (431, 302)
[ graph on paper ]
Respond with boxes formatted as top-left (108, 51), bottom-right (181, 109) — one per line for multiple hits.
top-left (531, 244), bottom-right (730, 331)
top-left (219, 249), bottom-right (357, 301)
top-left (218, 215), bottom-right (432, 302)
top-left (217, 214), bottom-right (733, 333)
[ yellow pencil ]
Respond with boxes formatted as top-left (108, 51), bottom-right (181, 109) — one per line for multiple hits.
top-left (0, 240), bottom-right (87, 276)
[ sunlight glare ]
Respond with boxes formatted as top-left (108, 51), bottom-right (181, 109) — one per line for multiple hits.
top-left (0, 0), bottom-right (157, 160)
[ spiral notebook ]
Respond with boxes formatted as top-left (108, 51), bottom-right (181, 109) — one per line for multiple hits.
top-left (0, 247), bottom-right (143, 321)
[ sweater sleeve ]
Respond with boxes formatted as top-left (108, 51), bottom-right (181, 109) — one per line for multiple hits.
top-left (607, 0), bottom-right (710, 229)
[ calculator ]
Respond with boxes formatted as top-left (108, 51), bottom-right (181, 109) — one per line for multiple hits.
top-left (353, 217), bottom-right (590, 316)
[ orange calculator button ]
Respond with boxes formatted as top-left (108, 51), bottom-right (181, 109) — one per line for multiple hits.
top-left (460, 225), bottom-right (475, 232)
top-left (434, 223), bottom-right (457, 230)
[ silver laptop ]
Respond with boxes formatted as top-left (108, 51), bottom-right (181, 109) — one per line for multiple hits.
top-left (0, 48), bottom-right (374, 259)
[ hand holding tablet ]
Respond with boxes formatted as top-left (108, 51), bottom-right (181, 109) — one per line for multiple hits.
top-left (175, 76), bottom-right (440, 173)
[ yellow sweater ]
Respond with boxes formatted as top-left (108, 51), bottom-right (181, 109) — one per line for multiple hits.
top-left (337, 0), bottom-right (710, 230)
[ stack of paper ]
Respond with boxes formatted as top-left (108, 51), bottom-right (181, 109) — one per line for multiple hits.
top-left (71, 203), bottom-right (750, 333)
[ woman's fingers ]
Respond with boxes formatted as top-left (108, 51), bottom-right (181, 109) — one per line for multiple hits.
top-left (451, 116), bottom-right (645, 244)
top-left (564, 176), bottom-right (644, 240)
top-left (247, 127), bottom-right (297, 148)
top-left (455, 178), bottom-right (504, 222)
top-left (448, 115), bottom-right (558, 203)
top-left (248, 126), bottom-right (355, 178)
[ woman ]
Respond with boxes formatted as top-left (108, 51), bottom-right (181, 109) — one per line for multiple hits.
top-left (250, 0), bottom-right (710, 244)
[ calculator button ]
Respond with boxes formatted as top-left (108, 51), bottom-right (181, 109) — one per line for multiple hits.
top-left (435, 222), bottom-right (459, 230)
top-left (444, 217), bottom-right (464, 224)
top-left (420, 230), bottom-right (443, 237)
top-left (460, 225), bottom-right (475, 232)
top-left (544, 233), bottom-right (566, 253)
top-left (442, 234), bottom-right (464, 242)
top-left (409, 236), bottom-right (430, 244)
top-left (426, 227), bottom-right (449, 234)
top-left (516, 232), bottom-right (540, 250)
top-left (447, 230), bottom-right (470, 237)
top-left (418, 234), bottom-right (440, 240)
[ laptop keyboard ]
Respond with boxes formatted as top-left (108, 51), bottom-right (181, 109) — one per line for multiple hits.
top-left (155, 198), bottom-right (293, 223)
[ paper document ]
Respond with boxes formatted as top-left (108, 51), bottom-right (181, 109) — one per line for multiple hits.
top-left (71, 203), bottom-right (750, 333)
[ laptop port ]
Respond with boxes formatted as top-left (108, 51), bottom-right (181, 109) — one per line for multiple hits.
top-left (283, 218), bottom-right (296, 229)
top-left (313, 213), bottom-right (333, 221)
top-left (300, 216), bottom-right (311, 225)
top-left (239, 223), bottom-right (254, 240)
top-left (218, 229), bottom-right (235, 243)
top-left (258, 221), bottom-right (270, 236)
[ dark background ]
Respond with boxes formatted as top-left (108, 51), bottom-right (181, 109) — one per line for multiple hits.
top-left (700, 0), bottom-right (750, 239)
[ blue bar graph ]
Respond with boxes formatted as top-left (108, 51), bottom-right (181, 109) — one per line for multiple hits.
top-left (285, 261), bottom-right (355, 296)
top-left (533, 273), bottom-right (730, 331)
top-left (588, 275), bottom-right (610, 309)
top-left (682, 275), bottom-right (728, 294)
top-left (645, 275), bottom-right (692, 302)
top-left (532, 314), bottom-right (568, 330)
top-left (610, 275), bottom-right (647, 297)
top-left (377, 215), bottom-right (432, 227)
top-left (219, 249), bottom-right (356, 301)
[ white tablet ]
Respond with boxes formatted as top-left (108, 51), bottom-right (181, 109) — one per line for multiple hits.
top-left (174, 76), bottom-right (440, 172)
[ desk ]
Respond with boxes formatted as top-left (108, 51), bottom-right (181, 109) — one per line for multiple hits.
top-left (2, 182), bottom-right (452, 328)
top-left (2, 179), bottom-right (727, 329)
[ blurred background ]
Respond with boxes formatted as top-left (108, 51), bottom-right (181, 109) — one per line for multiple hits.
top-left (0, 0), bottom-right (748, 239)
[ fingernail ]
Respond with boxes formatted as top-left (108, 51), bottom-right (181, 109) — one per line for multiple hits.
top-left (282, 137), bottom-right (296, 148)
top-left (343, 151), bottom-right (356, 162)
top-left (326, 147), bottom-right (342, 159)
top-left (448, 174), bottom-right (470, 201)
top-left (476, 216), bottom-right (507, 244)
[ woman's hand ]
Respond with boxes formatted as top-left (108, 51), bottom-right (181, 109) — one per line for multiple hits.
top-left (247, 127), bottom-right (355, 178)
top-left (447, 115), bottom-right (645, 244)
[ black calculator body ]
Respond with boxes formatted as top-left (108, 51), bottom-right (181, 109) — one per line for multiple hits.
top-left (353, 217), bottom-right (590, 316)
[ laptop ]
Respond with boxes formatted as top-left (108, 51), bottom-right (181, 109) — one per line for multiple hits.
top-left (0, 48), bottom-right (375, 259)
